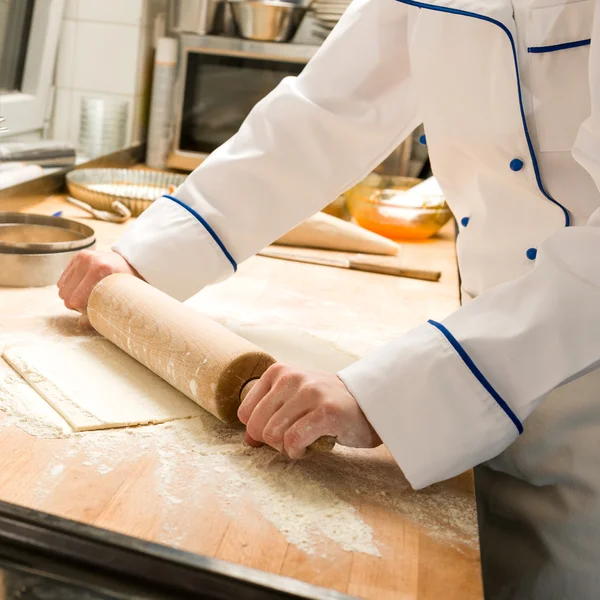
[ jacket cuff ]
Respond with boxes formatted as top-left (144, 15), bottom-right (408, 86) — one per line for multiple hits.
top-left (113, 196), bottom-right (235, 301)
top-left (338, 321), bottom-right (521, 489)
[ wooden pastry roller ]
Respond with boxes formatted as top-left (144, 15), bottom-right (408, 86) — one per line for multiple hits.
top-left (87, 274), bottom-right (335, 453)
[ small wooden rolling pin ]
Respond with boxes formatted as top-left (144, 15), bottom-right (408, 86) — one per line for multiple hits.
top-left (87, 274), bottom-right (335, 452)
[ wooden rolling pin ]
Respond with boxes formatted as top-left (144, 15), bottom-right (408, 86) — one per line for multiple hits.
top-left (276, 211), bottom-right (400, 256)
top-left (87, 274), bottom-right (335, 452)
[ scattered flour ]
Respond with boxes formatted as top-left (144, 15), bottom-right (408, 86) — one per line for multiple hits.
top-left (49, 464), bottom-right (65, 477)
top-left (0, 366), bottom-right (478, 558)
top-left (0, 325), bottom-right (478, 559)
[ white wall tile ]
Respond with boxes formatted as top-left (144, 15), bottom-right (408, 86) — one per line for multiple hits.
top-left (50, 89), bottom-right (72, 141)
top-left (51, 3), bottom-right (157, 148)
top-left (71, 22), bottom-right (141, 96)
top-left (55, 19), bottom-right (77, 89)
top-left (76, 0), bottom-right (144, 25)
top-left (64, 0), bottom-right (79, 19)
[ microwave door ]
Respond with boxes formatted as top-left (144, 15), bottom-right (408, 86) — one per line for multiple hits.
top-left (179, 52), bottom-right (306, 156)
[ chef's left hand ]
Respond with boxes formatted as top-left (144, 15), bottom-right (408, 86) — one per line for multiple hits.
top-left (238, 363), bottom-right (382, 458)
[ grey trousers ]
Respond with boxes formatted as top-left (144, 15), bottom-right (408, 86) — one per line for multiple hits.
top-left (475, 367), bottom-right (600, 600)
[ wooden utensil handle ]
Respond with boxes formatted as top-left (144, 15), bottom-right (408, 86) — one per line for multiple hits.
top-left (259, 246), bottom-right (441, 282)
top-left (348, 257), bottom-right (441, 281)
top-left (240, 380), bottom-right (336, 453)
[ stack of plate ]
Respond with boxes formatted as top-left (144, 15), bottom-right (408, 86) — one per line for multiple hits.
top-left (311, 0), bottom-right (352, 39)
top-left (78, 97), bottom-right (129, 159)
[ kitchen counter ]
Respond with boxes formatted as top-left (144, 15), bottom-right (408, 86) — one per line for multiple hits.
top-left (0, 193), bottom-right (482, 600)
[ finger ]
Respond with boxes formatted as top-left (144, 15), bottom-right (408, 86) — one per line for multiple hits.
top-left (244, 386), bottom-right (289, 446)
top-left (57, 259), bottom-right (79, 299)
top-left (60, 259), bottom-right (90, 308)
top-left (244, 431), bottom-right (264, 448)
top-left (284, 411), bottom-right (332, 460)
top-left (238, 364), bottom-right (282, 424)
top-left (57, 258), bottom-right (76, 289)
top-left (68, 270), bottom-right (102, 313)
top-left (261, 395), bottom-right (313, 448)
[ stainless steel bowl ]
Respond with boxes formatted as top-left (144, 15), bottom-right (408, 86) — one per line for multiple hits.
top-left (0, 244), bottom-right (96, 288)
top-left (169, 0), bottom-right (222, 34)
top-left (0, 213), bottom-right (96, 287)
top-left (229, 0), bottom-right (312, 42)
top-left (0, 213), bottom-right (95, 254)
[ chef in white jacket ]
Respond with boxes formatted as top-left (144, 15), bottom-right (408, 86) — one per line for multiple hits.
top-left (58, 0), bottom-right (600, 597)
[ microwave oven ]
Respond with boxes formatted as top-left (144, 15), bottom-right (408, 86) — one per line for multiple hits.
top-left (167, 33), bottom-right (320, 172)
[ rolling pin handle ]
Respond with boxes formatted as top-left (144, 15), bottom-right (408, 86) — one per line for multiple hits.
top-left (239, 379), bottom-right (336, 454)
top-left (240, 379), bottom-right (258, 404)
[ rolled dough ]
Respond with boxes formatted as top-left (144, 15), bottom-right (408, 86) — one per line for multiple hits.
top-left (2, 339), bottom-right (204, 432)
top-left (1, 326), bottom-right (356, 434)
top-left (0, 346), bottom-right (72, 435)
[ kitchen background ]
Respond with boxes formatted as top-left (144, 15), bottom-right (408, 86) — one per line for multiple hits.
top-left (0, 0), bottom-right (441, 241)
top-left (1, 0), bottom-right (167, 148)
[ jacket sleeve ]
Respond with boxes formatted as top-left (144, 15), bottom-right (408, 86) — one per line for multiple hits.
top-left (339, 3), bottom-right (600, 490)
top-left (113, 0), bottom-right (419, 301)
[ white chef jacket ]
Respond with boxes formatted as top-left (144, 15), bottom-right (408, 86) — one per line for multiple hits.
top-left (115, 0), bottom-right (600, 490)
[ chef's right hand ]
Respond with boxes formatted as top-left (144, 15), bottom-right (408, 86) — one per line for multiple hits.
top-left (57, 250), bottom-right (141, 314)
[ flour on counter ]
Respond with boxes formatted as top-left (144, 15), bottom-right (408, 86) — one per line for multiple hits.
top-left (49, 464), bottom-right (65, 477)
top-left (0, 394), bottom-right (478, 558)
top-left (0, 328), bottom-right (478, 558)
top-left (97, 464), bottom-right (113, 475)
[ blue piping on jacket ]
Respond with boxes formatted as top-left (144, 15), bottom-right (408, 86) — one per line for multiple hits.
top-left (163, 194), bottom-right (237, 272)
top-left (428, 320), bottom-right (524, 435)
top-left (395, 0), bottom-right (571, 227)
top-left (528, 39), bottom-right (591, 54)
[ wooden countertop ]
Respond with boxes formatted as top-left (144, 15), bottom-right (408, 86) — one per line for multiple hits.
top-left (0, 194), bottom-right (482, 600)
